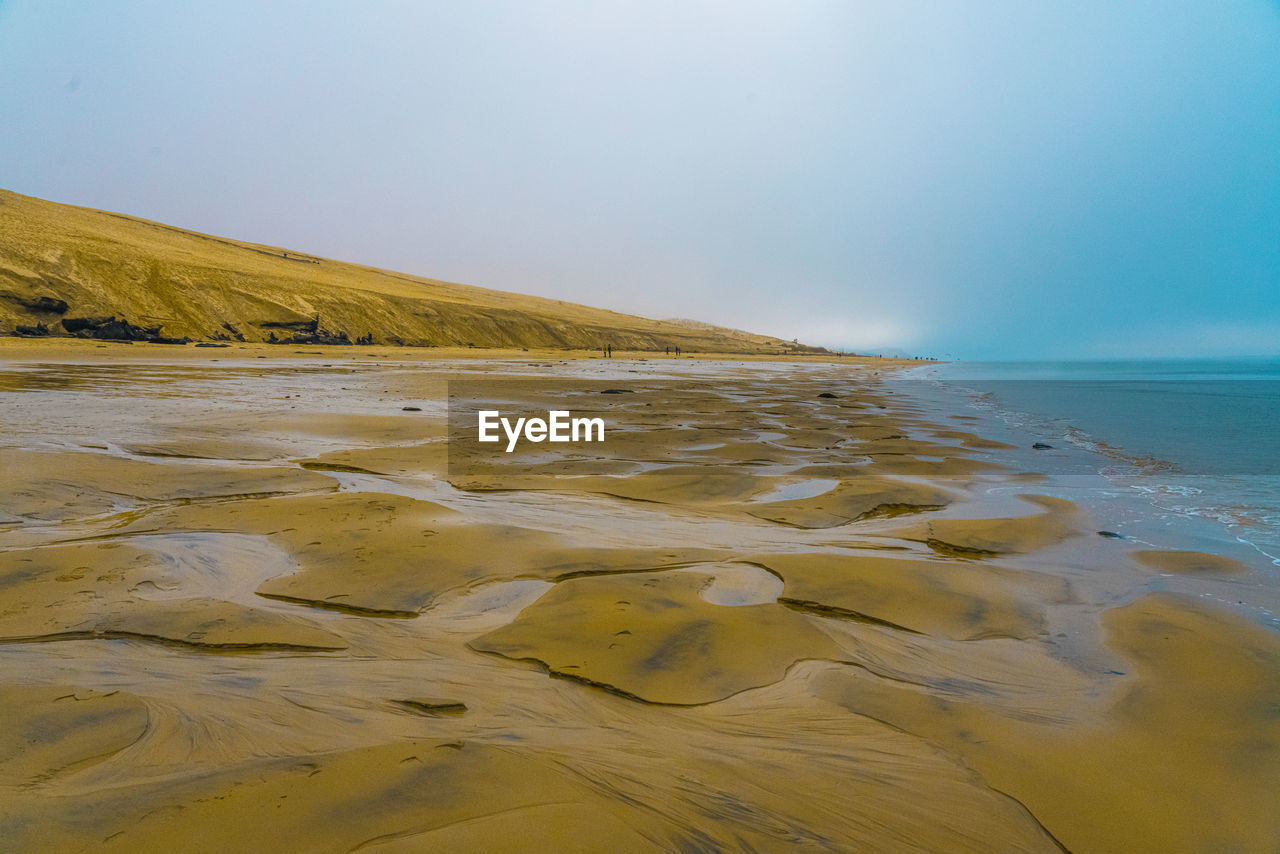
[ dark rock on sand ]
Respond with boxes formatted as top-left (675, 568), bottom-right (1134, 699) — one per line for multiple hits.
top-left (62, 315), bottom-right (116, 333)
top-left (260, 316), bottom-right (354, 346)
top-left (95, 318), bottom-right (159, 341)
top-left (62, 315), bottom-right (186, 343)
top-left (1097, 531), bottom-right (1124, 539)
top-left (817, 392), bottom-right (839, 399)
top-left (601, 389), bottom-right (635, 394)
top-left (14, 323), bottom-right (50, 337)
top-left (293, 329), bottom-right (352, 345)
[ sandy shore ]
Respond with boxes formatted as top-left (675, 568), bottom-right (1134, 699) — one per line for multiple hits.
top-left (1, 342), bottom-right (1276, 852)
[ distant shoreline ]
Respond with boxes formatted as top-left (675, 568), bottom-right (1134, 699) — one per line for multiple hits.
top-left (0, 336), bottom-right (930, 367)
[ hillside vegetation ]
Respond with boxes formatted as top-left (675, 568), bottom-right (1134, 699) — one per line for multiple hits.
top-left (0, 189), bottom-right (818, 352)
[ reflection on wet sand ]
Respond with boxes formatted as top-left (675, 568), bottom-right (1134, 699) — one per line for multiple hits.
top-left (1, 350), bottom-right (1277, 852)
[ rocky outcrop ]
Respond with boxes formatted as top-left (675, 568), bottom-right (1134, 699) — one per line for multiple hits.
top-left (59, 315), bottom-right (188, 343)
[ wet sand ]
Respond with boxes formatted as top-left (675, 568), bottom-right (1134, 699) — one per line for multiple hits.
top-left (1, 342), bottom-right (1277, 852)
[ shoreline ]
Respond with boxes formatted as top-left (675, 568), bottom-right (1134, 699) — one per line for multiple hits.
top-left (0, 335), bottom-right (928, 367)
top-left (1, 351), bottom-right (1276, 851)
top-left (898, 361), bottom-right (1280, 609)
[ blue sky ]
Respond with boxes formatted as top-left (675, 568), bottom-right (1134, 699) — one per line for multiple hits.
top-left (2, 1), bottom-right (1278, 358)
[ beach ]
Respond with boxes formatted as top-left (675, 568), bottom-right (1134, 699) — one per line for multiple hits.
top-left (1, 340), bottom-right (1277, 852)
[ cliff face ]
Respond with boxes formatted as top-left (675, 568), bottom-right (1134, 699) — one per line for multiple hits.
top-left (0, 189), bottom-right (815, 352)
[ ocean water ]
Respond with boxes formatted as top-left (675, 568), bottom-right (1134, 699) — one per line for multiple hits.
top-left (897, 357), bottom-right (1280, 571)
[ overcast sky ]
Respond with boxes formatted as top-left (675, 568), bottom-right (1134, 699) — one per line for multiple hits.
top-left (2, 1), bottom-right (1278, 358)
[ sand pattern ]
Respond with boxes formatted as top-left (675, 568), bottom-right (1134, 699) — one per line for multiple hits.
top-left (0, 350), bottom-right (1276, 851)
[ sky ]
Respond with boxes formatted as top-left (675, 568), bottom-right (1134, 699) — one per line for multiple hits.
top-left (1, 1), bottom-right (1278, 359)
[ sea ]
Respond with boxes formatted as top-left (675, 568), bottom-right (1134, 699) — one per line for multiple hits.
top-left (890, 357), bottom-right (1280, 620)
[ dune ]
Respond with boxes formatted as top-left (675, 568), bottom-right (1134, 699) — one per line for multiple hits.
top-left (0, 188), bottom-right (818, 353)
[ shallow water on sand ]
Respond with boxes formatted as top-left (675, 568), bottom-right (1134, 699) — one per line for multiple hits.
top-left (919, 358), bottom-right (1280, 562)
top-left (1, 351), bottom-right (1278, 852)
top-left (898, 359), bottom-right (1280, 630)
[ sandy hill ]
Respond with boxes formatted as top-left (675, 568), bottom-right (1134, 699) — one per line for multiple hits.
top-left (0, 189), bottom-right (819, 353)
